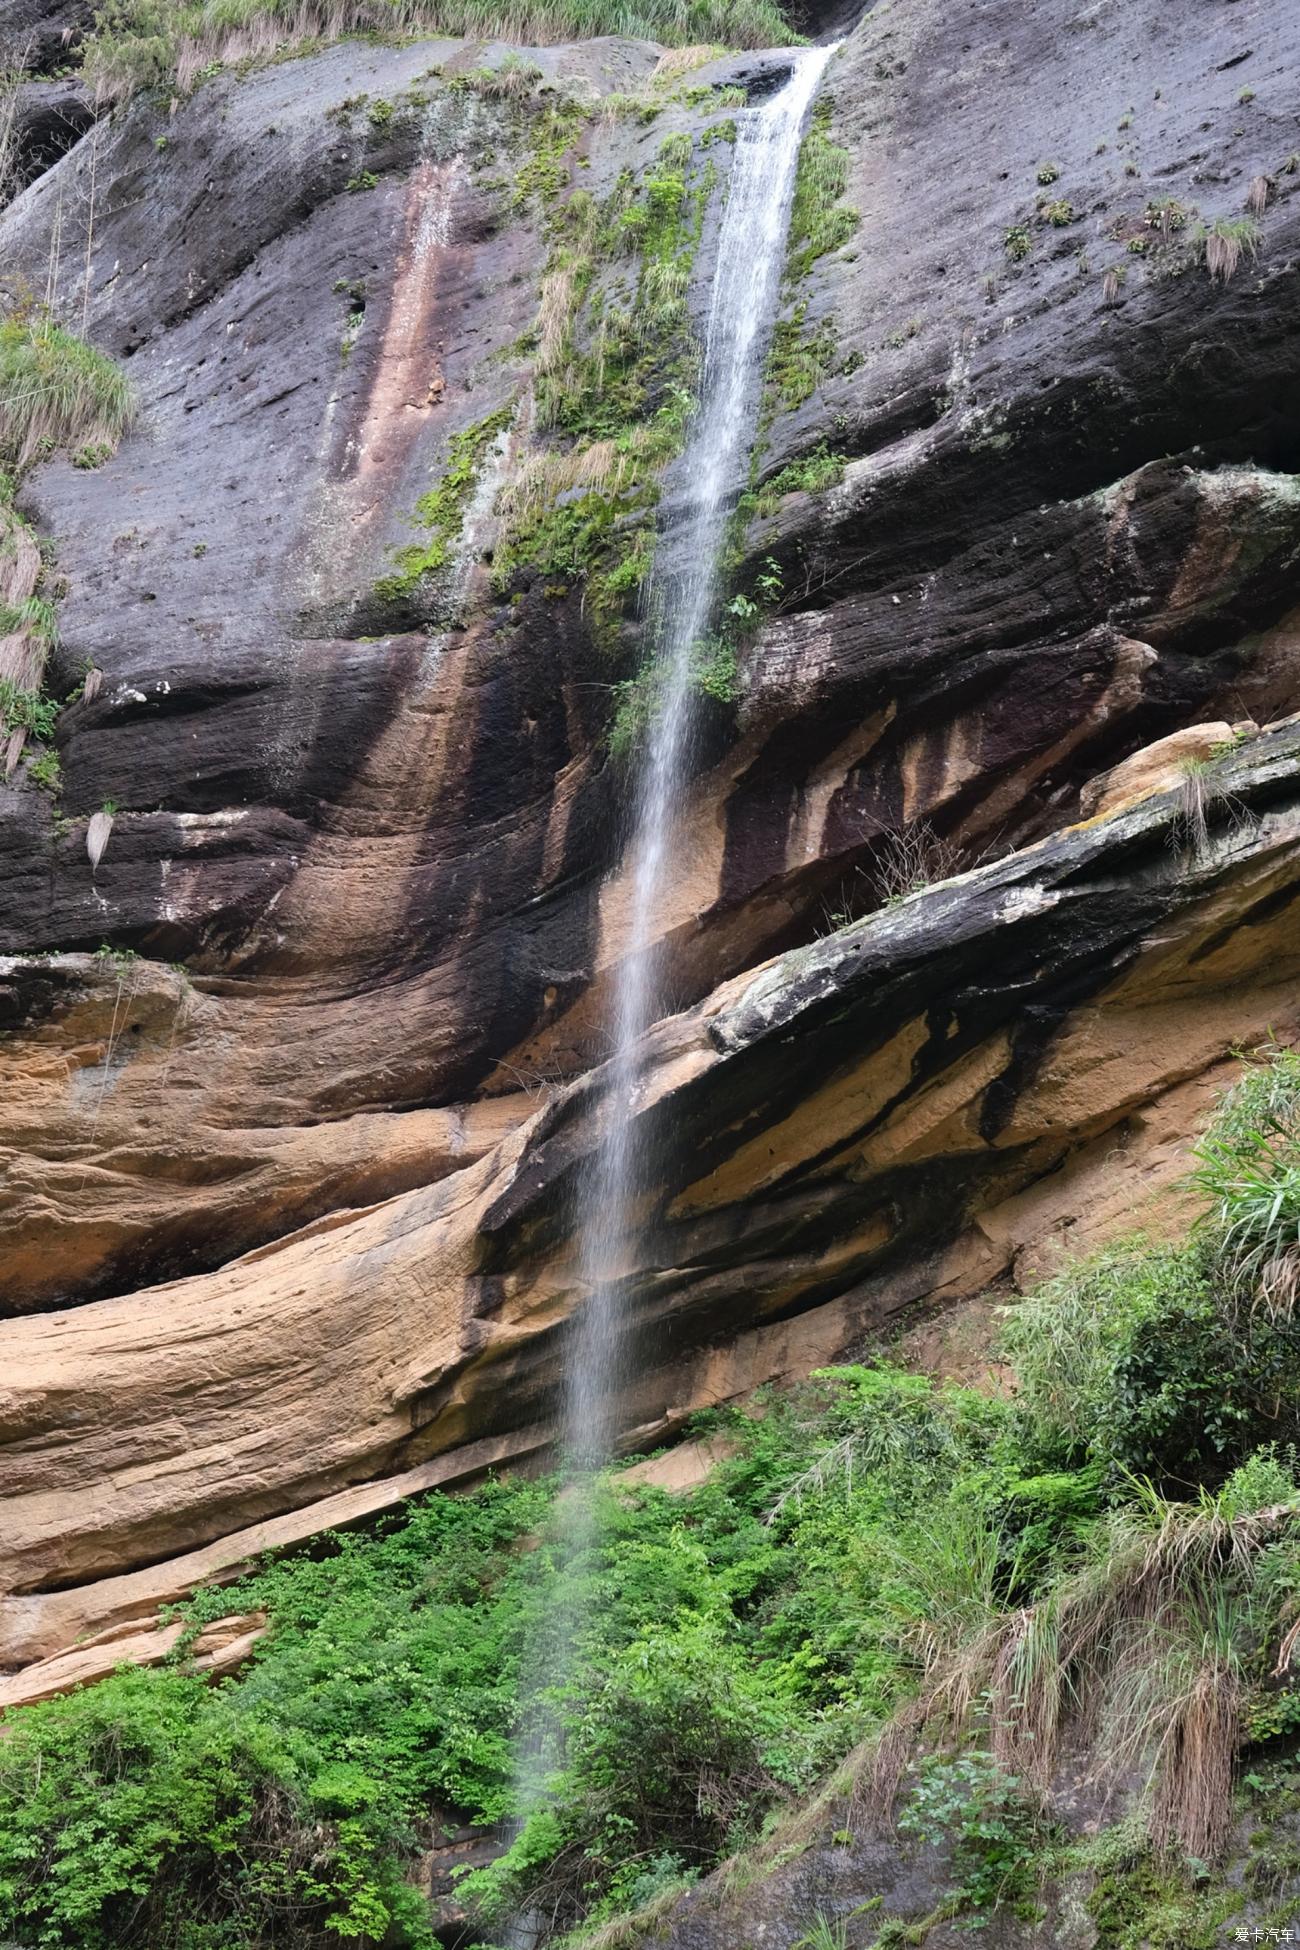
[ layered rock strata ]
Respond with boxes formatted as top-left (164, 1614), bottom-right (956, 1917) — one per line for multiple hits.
top-left (1, 0), bottom-right (1300, 1687)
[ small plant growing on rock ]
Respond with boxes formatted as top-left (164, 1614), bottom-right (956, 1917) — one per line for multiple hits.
top-left (344, 170), bottom-right (377, 192)
top-left (1036, 160), bottom-right (1060, 186)
top-left (1101, 265), bottom-right (1125, 304)
top-left (875, 821), bottom-right (964, 904)
top-left (899, 1751), bottom-right (1045, 1917)
top-left (25, 744), bottom-right (60, 790)
top-left (1038, 197), bottom-right (1075, 226)
top-left (793, 1915), bottom-right (849, 1950)
top-left (1003, 224), bottom-right (1032, 261)
top-left (1144, 195), bottom-right (1189, 240)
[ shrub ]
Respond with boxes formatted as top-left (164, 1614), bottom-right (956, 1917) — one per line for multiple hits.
top-left (900, 1750), bottom-right (1045, 1914)
top-left (1001, 1227), bottom-right (1300, 1487)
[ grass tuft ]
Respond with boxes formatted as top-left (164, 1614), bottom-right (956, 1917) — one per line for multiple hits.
top-left (0, 313), bottom-right (135, 473)
top-left (1200, 214), bottom-right (1261, 283)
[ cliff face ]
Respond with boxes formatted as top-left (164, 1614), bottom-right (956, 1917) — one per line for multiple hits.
top-left (2, 0), bottom-right (1300, 1683)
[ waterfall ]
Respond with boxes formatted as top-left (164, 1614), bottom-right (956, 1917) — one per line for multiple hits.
top-left (567, 40), bottom-right (840, 1468)
top-left (503, 49), bottom-right (839, 1940)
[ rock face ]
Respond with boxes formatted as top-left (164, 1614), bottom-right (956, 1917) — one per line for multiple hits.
top-left (5, 723), bottom-right (1300, 1669)
top-left (2, 0), bottom-right (1300, 1678)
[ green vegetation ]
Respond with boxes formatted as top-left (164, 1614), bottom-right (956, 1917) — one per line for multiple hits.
top-left (759, 97), bottom-right (858, 421)
top-left (375, 404), bottom-right (515, 602)
top-left (0, 313), bottom-right (134, 474)
top-left (783, 98), bottom-right (859, 284)
top-left (490, 135), bottom-right (718, 640)
top-left (764, 297), bottom-right (838, 412)
top-left (8, 1052), bottom-right (1300, 1948)
top-left (0, 309), bottom-right (134, 790)
top-left (83, 0), bottom-right (796, 100)
top-left (508, 94), bottom-right (590, 213)
top-left (1145, 194), bottom-right (1190, 238)
top-left (898, 1751), bottom-right (1048, 1917)
top-left (458, 54), bottom-right (542, 99)
top-left (1003, 223), bottom-right (1032, 261)
top-left (742, 440), bottom-right (845, 519)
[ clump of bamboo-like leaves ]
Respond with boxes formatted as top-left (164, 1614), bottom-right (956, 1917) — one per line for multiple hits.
top-left (1192, 1047), bottom-right (1300, 1322)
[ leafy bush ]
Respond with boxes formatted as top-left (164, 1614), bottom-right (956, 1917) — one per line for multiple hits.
top-left (1002, 1233), bottom-right (1300, 1488)
top-left (900, 1751), bottom-right (1045, 1914)
top-left (0, 1480), bottom-right (552, 1947)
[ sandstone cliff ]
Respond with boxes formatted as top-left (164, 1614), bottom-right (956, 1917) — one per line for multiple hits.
top-left (2, 0), bottom-right (1300, 1694)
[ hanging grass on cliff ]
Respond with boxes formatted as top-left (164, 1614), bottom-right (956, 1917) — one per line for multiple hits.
top-left (0, 312), bottom-right (135, 474)
top-left (86, 0), bottom-right (797, 99)
top-left (0, 308), bottom-right (134, 780)
top-left (5, 1049), bottom-right (1300, 1949)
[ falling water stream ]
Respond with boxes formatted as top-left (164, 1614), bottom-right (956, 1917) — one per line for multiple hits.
top-left (505, 46), bottom-right (840, 1939)
top-left (568, 38), bottom-right (840, 1468)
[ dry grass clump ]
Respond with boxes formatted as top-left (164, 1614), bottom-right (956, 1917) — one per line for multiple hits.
top-left (648, 41), bottom-right (722, 84)
top-left (0, 44), bottom-right (33, 208)
top-left (496, 435), bottom-right (631, 525)
top-left (866, 1490), bottom-right (1300, 1863)
top-left (1246, 173), bottom-right (1272, 218)
top-left (1201, 215), bottom-right (1261, 283)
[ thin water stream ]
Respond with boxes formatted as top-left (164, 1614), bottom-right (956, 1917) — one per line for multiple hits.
top-left (567, 39), bottom-right (840, 1467)
top-left (505, 47), bottom-right (840, 1938)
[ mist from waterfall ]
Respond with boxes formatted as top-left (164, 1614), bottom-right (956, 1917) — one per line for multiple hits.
top-left (504, 46), bottom-right (840, 1937)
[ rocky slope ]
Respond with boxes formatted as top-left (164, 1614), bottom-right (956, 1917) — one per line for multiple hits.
top-left (1, 0), bottom-right (1300, 1686)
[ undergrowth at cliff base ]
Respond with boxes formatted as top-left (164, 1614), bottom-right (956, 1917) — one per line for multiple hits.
top-left (6, 1052), bottom-right (1300, 1948)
